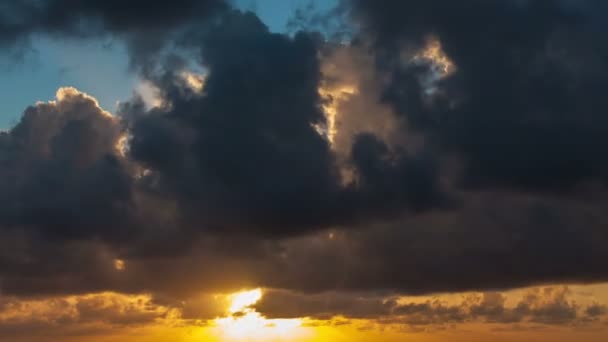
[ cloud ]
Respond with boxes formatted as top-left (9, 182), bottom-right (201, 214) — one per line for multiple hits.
top-left (0, 285), bottom-right (605, 337)
top-left (259, 190), bottom-right (608, 293)
top-left (253, 290), bottom-right (392, 320)
top-left (118, 9), bottom-right (446, 236)
top-left (0, 1), bottom-right (226, 45)
top-left (0, 0), bottom-right (607, 326)
top-left (0, 87), bottom-right (133, 241)
top-left (0, 292), bottom-right (175, 337)
top-left (585, 303), bottom-right (608, 318)
top-left (347, 0), bottom-right (608, 192)
top-left (254, 286), bottom-right (608, 329)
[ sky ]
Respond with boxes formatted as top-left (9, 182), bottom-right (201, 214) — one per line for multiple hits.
top-left (0, 0), bottom-right (336, 128)
top-left (0, 0), bottom-right (608, 341)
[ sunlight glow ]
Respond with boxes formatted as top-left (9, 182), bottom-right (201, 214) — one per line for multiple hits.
top-left (115, 134), bottom-right (129, 157)
top-left (228, 289), bottom-right (262, 314)
top-left (136, 80), bottom-right (163, 109)
top-left (412, 36), bottom-right (455, 77)
top-left (213, 289), bottom-right (310, 341)
top-left (181, 71), bottom-right (205, 93)
top-left (55, 87), bottom-right (114, 118)
top-left (113, 259), bottom-right (126, 271)
top-left (317, 85), bottom-right (358, 144)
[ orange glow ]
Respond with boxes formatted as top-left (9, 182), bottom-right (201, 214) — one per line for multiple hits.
top-left (113, 258), bottom-right (126, 271)
top-left (54, 87), bottom-right (115, 118)
top-left (212, 289), bottom-right (311, 341)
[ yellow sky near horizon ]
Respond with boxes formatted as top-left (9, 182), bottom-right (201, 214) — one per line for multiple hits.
top-left (9, 323), bottom-right (608, 342)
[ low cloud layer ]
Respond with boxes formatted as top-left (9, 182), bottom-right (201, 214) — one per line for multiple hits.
top-left (0, 285), bottom-right (606, 338)
top-left (255, 286), bottom-right (607, 327)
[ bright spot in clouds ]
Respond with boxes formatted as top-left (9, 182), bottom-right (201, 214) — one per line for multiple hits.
top-left (113, 259), bottom-right (126, 271)
top-left (115, 134), bottom-right (129, 157)
top-left (412, 36), bottom-right (456, 77)
top-left (181, 71), bottom-right (205, 93)
top-left (136, 80), bottom-right (163, 109)
top-left (317, 84), bottom-right (358, 145)
top-left (228, 289), bottom-right (262, 314)
top-left (55, 87), bottom-right (114, 118)
top-left (213, 289), bottom-right (310, 341)
top-left (134, 71), bottom-right (205, 110)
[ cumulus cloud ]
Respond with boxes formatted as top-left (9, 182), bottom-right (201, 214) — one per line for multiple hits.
top-left (0, 87), bottom-right (133, 240)
top-left (117, 9), bottom-right (447, 237)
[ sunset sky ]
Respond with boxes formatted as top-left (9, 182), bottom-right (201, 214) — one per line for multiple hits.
top-left (1, 0), bottom-right (608, 341)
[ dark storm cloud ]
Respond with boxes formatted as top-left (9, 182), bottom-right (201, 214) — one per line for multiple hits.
top-left (0, 0), bottom-right (226, 40)
top-left (121, 9), bottom-right (446, 235)
top-left (259, 191), bottom-right (608, 294)
top-left (350, 134), bottom-right (446, 213)
top-left (348, 0), bottom-right (608, 192)
top-left (1, 0), bottom-right (446, 242)
top-left (0, 0), bottom-right (607, 307)
top-left (124, 10), bottom-right (342, 235)
top-left (0, 0), bottom-right (227, 66)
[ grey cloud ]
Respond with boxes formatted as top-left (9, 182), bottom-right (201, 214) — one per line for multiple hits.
top-left (255, 287), bottom-right (607, 328)
top-left (254, 290), bottom-right (392, 320)
top-left (119, 9), bottom-right (446, 237)
top-left (0, 88), bottom-right (134, 241)
top-left (347, 0), bottom-right (608, 192)
top-left (586, 304), bottom-right (608, 318)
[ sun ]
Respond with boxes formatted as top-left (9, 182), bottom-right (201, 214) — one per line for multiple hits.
top-left (212, 288), bottom-right (311, 341)
top-left (228, 289), bottom-right (262, 314)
